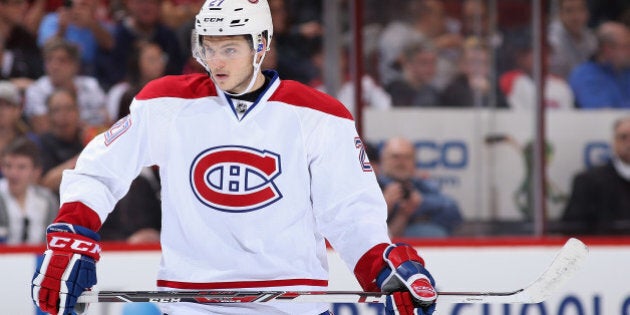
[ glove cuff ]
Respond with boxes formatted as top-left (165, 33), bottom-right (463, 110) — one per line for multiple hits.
top-left (354, 243), bottom-right (390, 291)
top-left (46, 223), bottom-right (101, 261)
top-left (383, 243), bottom-right (425, 269)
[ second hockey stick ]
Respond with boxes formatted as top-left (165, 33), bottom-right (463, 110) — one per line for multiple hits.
top-left (77, 238), bottom-right (588, 304)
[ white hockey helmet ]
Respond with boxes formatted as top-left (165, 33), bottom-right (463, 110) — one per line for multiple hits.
top-left (192, 0), bottom-right (273, 73)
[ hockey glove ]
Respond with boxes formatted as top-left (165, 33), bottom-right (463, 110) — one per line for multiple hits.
top-left (355, 243), bottom-right (437, 315)
top-left (31, 223), bottom-right (101, 315)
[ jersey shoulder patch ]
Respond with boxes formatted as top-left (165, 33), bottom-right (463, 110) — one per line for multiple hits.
top-left (136, 74), bottom-right (217, 100)
top-left (270, 80), bottom-right (354, 120)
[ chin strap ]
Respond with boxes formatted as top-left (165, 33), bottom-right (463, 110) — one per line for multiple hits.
top-left (224, 68), bottom-right (261, 97)
top-left (224, 48), bottom-right (267, 97)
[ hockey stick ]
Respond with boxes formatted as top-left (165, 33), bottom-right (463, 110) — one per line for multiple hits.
top-left (77, 238), bottom-right (588, 304)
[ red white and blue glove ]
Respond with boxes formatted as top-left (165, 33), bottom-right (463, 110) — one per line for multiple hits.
top-left (31, 223), bottom-right (101, 315)
top-left (355, 243), bottom-right (437, 315)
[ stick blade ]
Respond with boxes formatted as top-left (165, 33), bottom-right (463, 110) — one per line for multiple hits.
top-left (520, 237), bottom-right (588, 303)
top-left (436, 237), bottom-right (589, 304)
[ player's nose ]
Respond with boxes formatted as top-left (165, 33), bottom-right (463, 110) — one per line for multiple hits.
top-left (206, 57), bottom-right (227, 68)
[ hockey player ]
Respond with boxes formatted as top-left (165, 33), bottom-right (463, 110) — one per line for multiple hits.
top-left (30, 0), bottom-right (438, 314)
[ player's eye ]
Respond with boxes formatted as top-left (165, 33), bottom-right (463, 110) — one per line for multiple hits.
top-left (223, 48), bottom-right (237, 57)
top-left (201, 46), bottom-right (215, 58)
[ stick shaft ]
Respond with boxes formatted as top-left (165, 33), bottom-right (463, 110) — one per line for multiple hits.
top-left (77, 289), bottom-right (526, 304)
top-left (77, 238), bottom-right (588, 305)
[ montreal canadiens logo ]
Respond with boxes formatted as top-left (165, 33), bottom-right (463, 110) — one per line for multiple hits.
top-left (190, 145), bottom-right (282, 212)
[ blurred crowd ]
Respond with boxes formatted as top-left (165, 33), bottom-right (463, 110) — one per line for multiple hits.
top-left (1, 0), bottom-right (630, 245)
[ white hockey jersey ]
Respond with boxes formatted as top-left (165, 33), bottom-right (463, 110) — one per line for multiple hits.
top-left (58, 71), bottom-right (391, 314)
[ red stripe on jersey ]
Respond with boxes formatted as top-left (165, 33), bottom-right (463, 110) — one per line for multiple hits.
top-left (136, 74), bottom-right (218, 100)
top-left (157, 278), bottom-right (328, 289)
top-left (269, 80), bottom-right (354, 120)
top-left (54, 202), bottom-right (103, 232)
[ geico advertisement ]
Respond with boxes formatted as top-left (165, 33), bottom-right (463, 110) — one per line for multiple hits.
top-left (3, 242), bottom-right (625, 315)
top-left (364, 109), bottom-right (623, 221)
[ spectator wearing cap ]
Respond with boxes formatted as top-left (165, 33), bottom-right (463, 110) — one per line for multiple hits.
top-left (0, 80), bottom-right (36, 173)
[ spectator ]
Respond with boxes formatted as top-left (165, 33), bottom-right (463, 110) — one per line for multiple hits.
top-left (38, 88), bottom-right (85, 194)
top-left (268, 0), bottom-right (320, 83)
top-left (0, 137), bottom-right (58, 244)
top-left (286, 0), bottom-right (322, 32)
top-left (22, 0), bottom-right (47, 35)
top-left (440, 38), bottom-right (507, 108)
top-left (0, 0), bottom-right (44, 88)
top-left (24, 38), bottom-right (108, 134)
top-left (328, 75), bottom-right (392, 117)
top-left (106, 40), bottom-right (167, 120)
top-left (378, 136), bottom-right (463, 238)
top-left (569, 21), bottom-right (630, 109)
top-left (499, 34), bottom-right (574, 110)
top-left (160, 0), bottom-right (203, 30)
top-left (98, 0), bottom-right (184, 89)
top-left (377, 0), bottom-right (462, 89)
top-left (461, 0), bottom-right (502, 48)
top-left (0, 35), bottom-right (40, 92)
top-left (548, 0), bottom-right (597, 79)
top-left (385, 40), bottom-right (440, 107)
top-left (562, 116), bottom-right (630, 235)
top-left (0, 81), bottom-right (35, 175)
top-left (310, 42), bottom-right (392, 116)
top-left (37, 0), bottom-right (115, 76)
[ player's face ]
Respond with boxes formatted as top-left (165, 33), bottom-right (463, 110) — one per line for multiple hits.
top-left (200, 36), bottom-right (259, 94)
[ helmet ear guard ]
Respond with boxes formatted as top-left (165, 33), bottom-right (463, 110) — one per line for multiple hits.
top-left (191, 29), bottom-right (208, 72)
